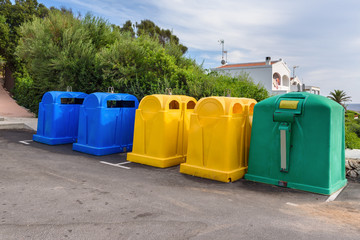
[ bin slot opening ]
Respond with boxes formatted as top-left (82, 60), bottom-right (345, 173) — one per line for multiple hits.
top-left (61, 98), bottom-right (85, 104)
top-left (249, 103), bottom-right (255, 114)
top-left (107, 100), bottom-right (135, 108)
top-left (169, 100), bottom-right (180, 109)
top-left (187, 101), bottom-right (196, 109)
top-left (233, 103), bottom-right (243, 114)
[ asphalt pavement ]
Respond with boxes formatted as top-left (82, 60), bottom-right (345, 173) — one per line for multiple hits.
top-left (0, 129), bottom-right (359, 240)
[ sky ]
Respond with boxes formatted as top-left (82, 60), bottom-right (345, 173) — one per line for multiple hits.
top-left (38, 0), bottom-right (360, 102)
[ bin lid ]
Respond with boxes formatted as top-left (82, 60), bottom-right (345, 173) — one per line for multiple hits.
top-left (195, 97), bottom-right (257, 117)
top-left (41, 91), bottom-right (88, 104)
top-left (274, 91), bottom-right (343, 112)
top-left (139, 94), bottom-right (197, 112)
top-left (83, 92), bottom-right (139, 108)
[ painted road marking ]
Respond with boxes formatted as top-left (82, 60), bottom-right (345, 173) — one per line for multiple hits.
top-left (100, 161), bottom-right (131, 169)
top-left (286, 202), bottom-right (298, 207)
top-left (326, 186), bottom-right (346, 202)
top-left (19, 140), bottom-right (33, 145)
top-left (117, 162), bottom-right (131, 165)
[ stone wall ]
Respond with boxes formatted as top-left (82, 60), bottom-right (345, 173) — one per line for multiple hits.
top-left (346, 159), bottom-right (360, 179)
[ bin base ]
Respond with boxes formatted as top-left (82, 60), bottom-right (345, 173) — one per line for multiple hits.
top-left (33, 134), bottom-right (74, 145)
top-left (244, 174), bottom-right (348, 195)
top-left (127, 153), bottom-right (185, 168)
top-left (180, 164), bottom-right (247, 183)
top-left (73, 143), bottom-right (131, 156)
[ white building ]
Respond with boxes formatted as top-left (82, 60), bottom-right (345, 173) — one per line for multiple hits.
top-left (304, 86), bottom-right (320, 95)
top-left (212, 57), bottom-right (303, 95)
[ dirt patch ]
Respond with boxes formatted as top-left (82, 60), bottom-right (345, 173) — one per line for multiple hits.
top-left (188, 187), bottom-right (232, 196)
top-left (297, 201), bottom-right (360, 232)
top-left (0, 79), bottom-right (34, 117)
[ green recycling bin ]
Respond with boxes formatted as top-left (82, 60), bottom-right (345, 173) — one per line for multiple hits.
top-left (245, 92), bottom-right (347, 195)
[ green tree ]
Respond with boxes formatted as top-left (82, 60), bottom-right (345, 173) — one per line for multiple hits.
top-left (0, 55), bottom-right (5, 72)
top-left (97, 33), bottom-right (189, 99)
top-left (135, 20), bottom-right (188, 54)
top-left (17, 11), bottom-right (118, 91)
top-left (120, 20), bottom-right (135, 37)
top-left (0, 14), bottom-right (9, 48)
top-left (110, 19), bottom-right (187, 54)
top-left (0, 14), bottom-right (8, 70)
top-left (327, 89), bottom-right (351, 109)
top-left (15, 11), bottom-right (120, 113)
top-left (15, 11), bottom-right (269, 114)
top-left (0, 0), bottom-right (48, 90)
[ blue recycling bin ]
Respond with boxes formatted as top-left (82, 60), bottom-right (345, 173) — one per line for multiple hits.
top-left (33, 91), bottom-right (88, 145)
top-left (72, 92), bottom-right (139, 156)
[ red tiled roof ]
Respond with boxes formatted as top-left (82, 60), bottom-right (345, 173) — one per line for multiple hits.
top-left (216, 61), bottom-right (278, 69)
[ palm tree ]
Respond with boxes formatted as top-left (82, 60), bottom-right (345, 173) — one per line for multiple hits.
top-left (328, 89), bottom-right (351, 109)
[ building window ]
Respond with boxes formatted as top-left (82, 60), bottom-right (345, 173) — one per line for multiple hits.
top-left (272, 72), bottom-right (281, 90)
top-left (282, 75), bottom-right (290, 87)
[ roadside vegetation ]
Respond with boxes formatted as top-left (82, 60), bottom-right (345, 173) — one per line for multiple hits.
top-left (345, 111), bottom-right (360, 149)
top-left (0, 1), bottom-right (269, 115)
top-left (327, 90), bottom-right (359, 149)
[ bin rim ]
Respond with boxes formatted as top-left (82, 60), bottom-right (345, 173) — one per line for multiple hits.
top-left (139, 94), bottom-right (194, 111)
top-left (274, 92), bottom-right (343, 111)
top-left (83, 92), bottom-right (139, 108)
top-left (194, 96), bottom-right (257, 116)
top-left (41, 91), bottom-right (88, 104)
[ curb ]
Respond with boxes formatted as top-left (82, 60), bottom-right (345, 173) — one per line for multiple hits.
top-left (0, 122), bottom-right (34, 131)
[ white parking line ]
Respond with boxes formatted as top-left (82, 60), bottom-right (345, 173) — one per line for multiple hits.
top-left (19, 140), bottom-right (33, 145)
top-left (117, 162), bottom-right (131, 165)
top-left (286, 202), bottom-right (298, 207)
top-left (100, 161), bottom-right (131, 169)
top-left (326, 186), bottom-right (346, 202)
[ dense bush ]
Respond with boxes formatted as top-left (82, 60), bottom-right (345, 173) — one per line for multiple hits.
top-left (345, 110), bottom-right (360, 149)
top-left (14, 11), bottom-right (269, 114)
top-left (16, 11), bottom-right (114, 93)
top-left (345, 126), bottom-right (360, 149)
top-left (0, 55), bottom-right (4, 66)
top-left (97, 33), bottom-right (189, 99)
top-left (12, 72), bottom-right (40, 113)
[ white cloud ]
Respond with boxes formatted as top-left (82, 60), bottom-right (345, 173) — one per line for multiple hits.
top-left (226, 50), bottom-right (249, 63)
top-left (199, 53), bottom-right (211, 59)
top-left (48, 0), bottom-right (143, 22)
top-left (147, 0), bottom-right (290, 51)
top-left (302, 68), bottom-right (360, 99)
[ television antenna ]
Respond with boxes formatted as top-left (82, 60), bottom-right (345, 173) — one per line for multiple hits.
top-left (218, 39), bottom-right (227, 65)
top-left (293, 66), bottom-right (299, 78)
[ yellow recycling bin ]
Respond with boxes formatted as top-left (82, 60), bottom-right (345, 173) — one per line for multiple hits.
top-left (127, 94), bottom-right (197, 168)
top-left (180, 97), bottom-right (257, 182)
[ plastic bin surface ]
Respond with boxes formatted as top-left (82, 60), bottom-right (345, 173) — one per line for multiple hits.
top-left (127, 94), bottom-right (197, 168)
top-left (180, 97), bottom-right (257, 182)
top-left (245, 92), bottom-right (347, 195)
top-left (72, 92), bottom-right (138, 156)
top-left (33, 91), bottom-right (87, 145)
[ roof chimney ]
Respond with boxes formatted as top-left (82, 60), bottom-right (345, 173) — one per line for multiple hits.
top-left (265, 56), bottom-right (271, 65)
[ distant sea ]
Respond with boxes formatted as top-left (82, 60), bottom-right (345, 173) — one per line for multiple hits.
top-left (347, 103), bottom-right (360, 112)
